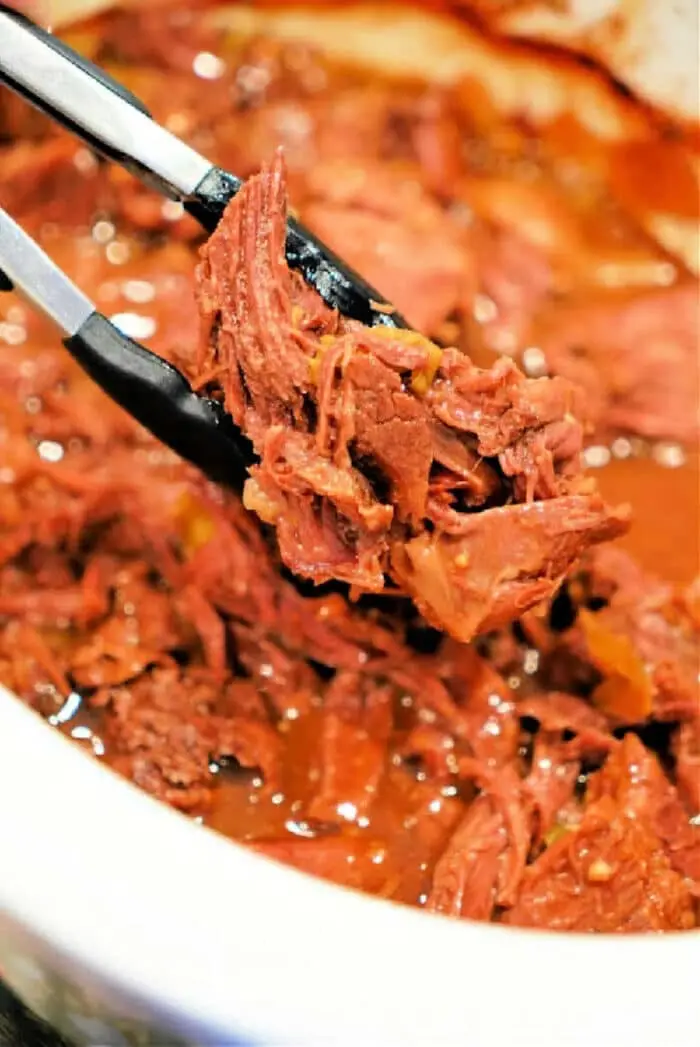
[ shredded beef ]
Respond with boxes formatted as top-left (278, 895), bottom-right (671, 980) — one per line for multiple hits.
top-left (300, 160), bottom-right (474, 334)
top-left (0, 4), bottom-right (697, 936)
top-left (675, 720), bottom-right (700, 818)
top-left (544, 546), bottom-right (700, 726)
top-left (97, 669), bottom-right (283, 810)
top-left (194, 153), bottom-right (628, 641)
top-left (537, 283), bottom-right (700, 444)
top-left (426, 794), bottom-right (511, 920)
top-left (505, 735), bottom-right (698, 932)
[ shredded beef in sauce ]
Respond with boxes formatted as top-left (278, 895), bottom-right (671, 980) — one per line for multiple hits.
top-left (193, 153), bottom-right (627, 639)
top-left (0, 4), bottom-right (698, 934)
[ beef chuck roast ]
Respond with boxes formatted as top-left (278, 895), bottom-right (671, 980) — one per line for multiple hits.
top-left (194, 152), bottom-right (628, 641)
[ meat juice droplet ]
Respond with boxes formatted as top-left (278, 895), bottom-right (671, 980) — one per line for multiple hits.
top-left (92, 220), bottom-right (115, 244)
top-left (0, 323), bottom-right (26, 345)
top-left (193, 52), bottom-right (226, 79)
top-left (106, 241), bottom-right (130, 265)
top-left (123, 280), bottom-right (156, 304)
top-left (110, 313), bottom-right (158, 340)
top-left (48, 691), bottom-right (82, 727)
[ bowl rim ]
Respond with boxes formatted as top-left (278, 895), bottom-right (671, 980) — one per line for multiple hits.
top-left (0, 683), bottom-right (698, 1047)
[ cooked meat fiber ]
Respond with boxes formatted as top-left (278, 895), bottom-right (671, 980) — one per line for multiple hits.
top-left (194, 153), bottom-right (628, 641)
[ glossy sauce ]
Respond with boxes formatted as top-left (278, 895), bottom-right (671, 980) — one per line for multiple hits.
top-left (596, 450), bottom-right (699, 585)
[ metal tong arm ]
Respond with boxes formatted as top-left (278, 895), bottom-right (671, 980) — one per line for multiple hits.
top-left (0, 4), bottom-right (408, 329)
top-left (0, 206), bottom-right (252, 488)
top-left (0, 3), bottom-right (213, 200)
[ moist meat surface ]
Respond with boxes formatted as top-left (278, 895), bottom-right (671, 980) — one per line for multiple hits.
top-left (193, 153), bottom-right (627, 639)
top-left (0, 2), bottom-right (698, 934)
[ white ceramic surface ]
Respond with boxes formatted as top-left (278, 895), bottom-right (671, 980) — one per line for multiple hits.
top-left (0, 682), bottom-right (698, 1046)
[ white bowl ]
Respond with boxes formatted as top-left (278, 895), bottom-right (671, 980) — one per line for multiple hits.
top-left (0, 682), bottom-right (698, 1046)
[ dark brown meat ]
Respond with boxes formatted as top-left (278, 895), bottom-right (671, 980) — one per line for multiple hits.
top-left (194, 153), bottom-right (628, 641)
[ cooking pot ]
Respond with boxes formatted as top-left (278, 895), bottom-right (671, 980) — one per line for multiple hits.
top-left (1, 683), bottom-right (699, 1046)
top-left (0, 2), bottom-right (697, 1044)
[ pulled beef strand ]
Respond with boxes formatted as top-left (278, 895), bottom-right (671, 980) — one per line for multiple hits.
top-left (194, 153), bottom-right (628, 642)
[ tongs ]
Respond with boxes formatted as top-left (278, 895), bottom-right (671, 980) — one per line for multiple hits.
top-left (0, 5), bottom-right (408, 487)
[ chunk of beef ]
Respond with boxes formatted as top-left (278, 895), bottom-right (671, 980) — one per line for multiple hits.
top-left (537, 282), bottom-right (700, 444)
top-left (516, 692), bottom-right (616, 759)
top-left (438, 641), bottom-right (520, 766)
top-left (426, 764), bottom-right (531, 918)
top-left (397, 643), bottom-right (520, 780)
top-left (306, 672), bottom-right (393, 823)
top-left (391, 494), bottom-right (625, 638)
top-left (587, 735), bottom-right (700, 886)
top-left (506, 797), bottom-right (696, 931)
top-left (505, 735), bottom-right (698, 932)
top-left (194, 153), bottom-right (628, 642)
top-left (560, 546), bottom-right (700, 726)
top-left (425, 795), bottom-right (508, 920)
top-left (97, 667), bottom-right (282, 811)
top-left (523, 736), bottom-right (581, 844)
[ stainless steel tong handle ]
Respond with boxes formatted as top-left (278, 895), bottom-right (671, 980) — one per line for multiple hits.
top-left (0, 206), bottom-right (93, 335)
top-left (0, 4), bottom-right (408, 329)
top-left (0, 4), bottom-right (212, 199)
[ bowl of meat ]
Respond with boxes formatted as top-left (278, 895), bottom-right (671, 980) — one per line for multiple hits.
top-left (0, 1), bottom-right (698, 1045)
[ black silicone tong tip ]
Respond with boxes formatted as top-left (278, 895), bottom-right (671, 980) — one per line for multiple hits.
top-left (0, 202), bottom-right (252, 490)
top-left (186, 169), bottom-right (407, 330)
top-left (63, 313), bottom-right (254, 490)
